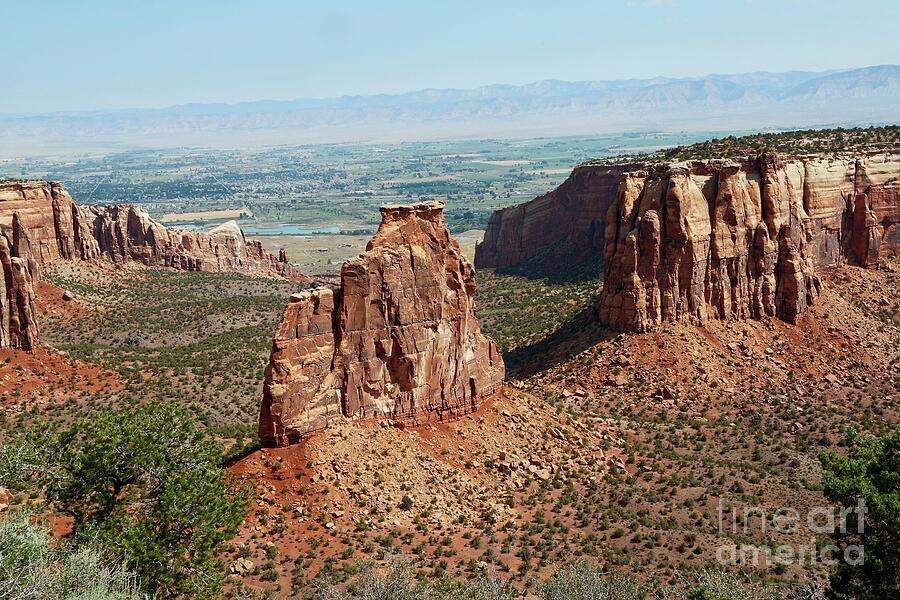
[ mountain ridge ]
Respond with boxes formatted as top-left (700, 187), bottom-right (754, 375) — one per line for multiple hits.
top-left (1, 67), bottom-right (874, 117)
top-left (2, 66), bottom-right (897, 155)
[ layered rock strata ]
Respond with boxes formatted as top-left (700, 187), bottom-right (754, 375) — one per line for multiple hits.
top-left (0, 232), bottom-right (38, 350)
top-left (476, 152), bottom-right (900, 331)
top-left (475, 163), bottom-right (642, 272)
top-left (476, 152), bottom-right (900, 276)
top-left (0, 181), bottom-right (301, 278)
top-left (601, 153), bottom-right (900, 330)
top-left (0, 180), bottom-right (305, 350)
top-left (260, 201), bottom-right (505, 447)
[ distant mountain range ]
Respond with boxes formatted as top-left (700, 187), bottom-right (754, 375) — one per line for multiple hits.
top-left (2, 65), bottom-right (898, 156)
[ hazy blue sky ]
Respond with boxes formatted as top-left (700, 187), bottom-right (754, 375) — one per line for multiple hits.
top-left (3, 0), bottom-right (898, 114)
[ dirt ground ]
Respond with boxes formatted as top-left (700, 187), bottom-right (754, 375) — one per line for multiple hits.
top-left (225, 261), bottom-right (899, 598)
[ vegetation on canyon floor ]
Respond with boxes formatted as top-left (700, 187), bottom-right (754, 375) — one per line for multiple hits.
top-left (1, 402), bottom-right (250, 599)
top-left (1, 255), bottom-right (897, 599)
top-left (0, 414), bottom-right (900, 600)
top-left (317, 559), bottom-right (828, 600)
top-left (15, 263), bottom-right (307, 447)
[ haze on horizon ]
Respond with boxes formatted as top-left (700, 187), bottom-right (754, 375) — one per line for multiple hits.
top-left (4, 0), bottom-right (900, 115)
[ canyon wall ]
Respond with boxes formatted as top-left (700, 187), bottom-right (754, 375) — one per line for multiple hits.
top-left (86, 206), bottom-right (300, 277)
top-left (0, 231), bottom-right (37, 350)
top-left (475, 162), bottom-right (641, 272)
top-left (260, 201), bottom-right (505, 447)
top-left (0, 180), bottom-right (306, 350)
top-left (476, 152), bottom-right (900, 331)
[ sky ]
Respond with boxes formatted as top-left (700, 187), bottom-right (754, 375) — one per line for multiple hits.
top-left (2, 0), bottom-right (899, 114)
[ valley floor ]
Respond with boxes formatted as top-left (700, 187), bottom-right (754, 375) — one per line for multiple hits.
top-left (225, 260), bottom-right (899, 597)
top-left (2, 256), bottom-right (897, 598)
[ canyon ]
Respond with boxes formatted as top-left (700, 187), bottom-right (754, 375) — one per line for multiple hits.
top-left (477, 151), bottom-right (900, 331)
top-left (0, 180), bottom-right (305, 350)
top-left (259, 201), bottom-right (505, 447)
top-left (3, 129), bottom-right (899, 596)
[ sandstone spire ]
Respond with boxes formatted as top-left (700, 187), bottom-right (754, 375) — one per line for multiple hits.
top-left (260, 201), bottom-right (505, 447)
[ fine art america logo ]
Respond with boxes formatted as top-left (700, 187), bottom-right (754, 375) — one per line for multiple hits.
top-left (716, 499), bottom-right (866, 567)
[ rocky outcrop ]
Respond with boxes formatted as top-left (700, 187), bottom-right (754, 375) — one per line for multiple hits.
top-left (801, 154), bottom-right (900, 268)
top-left (599, 152), bottom-right (900, 330)
top-left (0, 231), bottom-right (38, 350)
top-left (86, 206), bottom-right (300, 278)
top-left (0, 180), bottom-right (307, 349)
top-left (599, 157), bottom-right (816, 330)
top-left (475, 163), bottom-right (641, 272)
top-left (0, 181), bottom-right (303, 279)
top-left (260, 201), bottom-right (505, 447)
top-left (0, 181), bottom-right (100, 276)
top-left (477, 152), bottom-right (899, 331)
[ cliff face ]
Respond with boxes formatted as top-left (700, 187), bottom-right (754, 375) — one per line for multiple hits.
top-left (87, 205), bottom-right (300, 278)
top-left (0, 180), bottom-right (306, 350)
top-left (475, 163), bottom-right (641, 272)
top-left (600, 153), bottom-right (900, 330)
top-left (0, 181), bottom-right (302, 279)
top-left (477, 152), bottom-right (900, 331)
top-left (599, 157), bottom-right (815, 330)
top-left (260, 201), bottom-right (505, 447)
top-left (0, 232), bottom-right (38, 350)
top-left (477, 153), bottom-right (900, 276)
top-left (0, 181), bottom-right (100, 275)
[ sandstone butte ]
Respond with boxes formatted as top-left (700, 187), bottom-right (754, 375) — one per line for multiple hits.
top-left (0, 180), bottom-right (306, 351)
top-left (259, 201), bottom-right (505, 447)
top-left (476, 151), bottom-right (900, 331)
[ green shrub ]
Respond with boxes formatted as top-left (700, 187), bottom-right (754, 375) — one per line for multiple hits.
top-left (0, 510), bottom-right (147, 600)
top-left (2, 402), bottom-right (251, 599)
top-left (539, 561), bottom-right (645, 600)
top-left (820, 427), bottom-right (900, 599)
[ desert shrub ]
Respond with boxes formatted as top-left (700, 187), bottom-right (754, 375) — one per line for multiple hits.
top-left (318, 558), bottom-right (516, 600)
top-left (0, 510), bottom-right (147, 600)
top-left (318, 559), bottom-right (426, 600)
top-left (677, 568), bottom-right (784, 600)
top-left (321, 560), bottom-right (816, 600)
top-left (538, 561), bottom-right (646, 600)
top-left (2, 402), bottom-right (251, 599)
top-left (820, 427), bottom-right (900, 599)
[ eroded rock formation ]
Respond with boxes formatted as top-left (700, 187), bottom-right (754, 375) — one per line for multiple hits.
top-left (260, 201), bottom-right (505, 446)
top-left (86, 206), bottom-right (301, 277)
top-left (599, 157), bottom-right (820, 330)
top-left (0, 181), bottom-right (302, 279)
top-left (0, 180), bottom-right (306, 349)
top-left (0, 232), bottom-right (38, 350)
top-left (478, 153), bottom-right (900, 275)
top-left (476, 152), bottom-right (900, 331)
top-left (475, 163), bottom-right (642, 272)
top-left (600, 153), bottom-right (900, 330)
